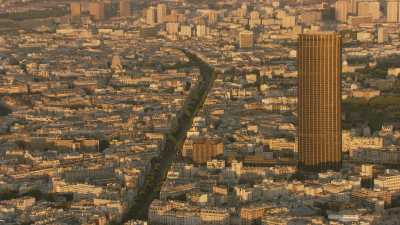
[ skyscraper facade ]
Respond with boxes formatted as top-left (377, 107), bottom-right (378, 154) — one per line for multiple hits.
top-left (297, 32), bottom-right (342, 172)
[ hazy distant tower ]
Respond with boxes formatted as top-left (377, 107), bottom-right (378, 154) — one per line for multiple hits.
top-left (335, 0), bottom-right (349, 22)
top-left (119, 0), bottom-right (131, 17)
top-left (297, 32), bottom-right (342, 172)
top-left (249, 10), bottom-right (261, 27)
top-left (70, 2), bottom-right (81, 21)
top-left (89, 2), bottom-right (105, 21)
top-left (157, 3), bottom-right (167, 23)
top-left (240, 3), bottom-right (248, 17)
top-left (208, 10), bottom-right (218, 24)
top-left (146, 6), bottom-right (157, 25)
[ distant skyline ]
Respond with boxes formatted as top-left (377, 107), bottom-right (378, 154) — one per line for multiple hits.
top-left (1, 0), bottom-right (400, 224)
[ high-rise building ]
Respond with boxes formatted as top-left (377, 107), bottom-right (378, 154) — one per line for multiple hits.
top-left (119, 0), bottom-right (131, 17)
top-left (297, 32), bottom-right (342, 172)
top-left (70, 2), bottom-right (81, 21)
top-left (335, 0), bottom-right (349, 22)
top-left (387, 0), bottom-right (400, 22)
top-left (357, 1), bottom-right (380, 20)
top-left (239, 30), bottom-right (254, 49)
top-left (241, 3), bottom-right (248, 16)
top-left (146, 6), bottom-right (157, 25)
top-left (157, 3), bottom-right (167, 23)
top-left (89, 2), bottom-right (105, 21)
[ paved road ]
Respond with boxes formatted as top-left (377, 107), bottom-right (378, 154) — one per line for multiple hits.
top-left (121, 49), bottom-right (216, 222)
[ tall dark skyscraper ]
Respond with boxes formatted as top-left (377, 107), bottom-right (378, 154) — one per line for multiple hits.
top-left (297, 32), bottom-right (342, 172)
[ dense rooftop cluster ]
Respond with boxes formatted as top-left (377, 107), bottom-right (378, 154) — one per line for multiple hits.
top-left (0, 0), bottom-right (400, 224)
